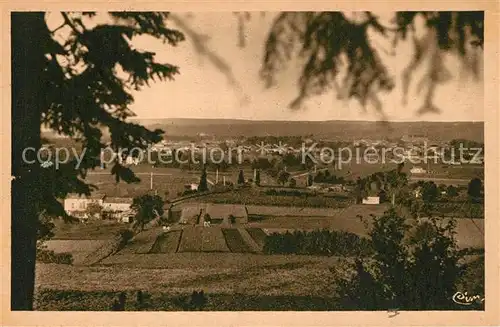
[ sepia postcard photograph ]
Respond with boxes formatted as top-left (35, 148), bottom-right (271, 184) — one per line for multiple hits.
top-left (2, 2), bottom-right (499, 326)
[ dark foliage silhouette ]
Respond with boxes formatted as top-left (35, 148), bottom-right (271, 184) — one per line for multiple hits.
top-left (11, 12), bottom-right (183, 309)
top-left (198, 166), bottom-right (209, 192)
top-left (334, 209), bottom-right (465, 310)
top-left (131, 194), bottom-right (164, 231)
top-left (259, 12), bottom-right (483, 117)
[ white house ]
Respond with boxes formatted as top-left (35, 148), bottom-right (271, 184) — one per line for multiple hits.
top-left (63, 193), bottom-right (105, 217)
top-left (362, 196), bottom-right (380, 205)
top-left (410, 166), bottom-right (427, 174)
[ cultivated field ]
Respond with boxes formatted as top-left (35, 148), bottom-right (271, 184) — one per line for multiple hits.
top-left (201, 227), bottom-right (230, 252)
top-left (37, 201), bottom-right (484, 311)
top-left (36, 253), bottom-right (341, 298)
top-left (177, 226), bottom-right (203, 252)
top-left (84, 166), bottom-right (275, 200)
top-left (51, 220), bottom-right (125, 240)
top-left (150, 230), bottom-right (183, 253)
top-left (191, 188), bottom-right (353, 208)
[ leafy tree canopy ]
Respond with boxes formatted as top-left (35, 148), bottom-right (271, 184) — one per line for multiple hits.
top-left (131, 194), bottom-right (164, 231)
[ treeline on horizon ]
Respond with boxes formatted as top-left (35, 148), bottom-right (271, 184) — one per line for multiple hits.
top-left (42, 120), bottom-right (484, 143)
top-left (141, 120), bottom-right (485, 142)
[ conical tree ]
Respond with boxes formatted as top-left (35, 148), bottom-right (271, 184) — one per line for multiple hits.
top-left (199, 166), bottom-right (209, 192)
top-left (255, 169), bottom-right (261, 186)
top-left (237, 169), bottom-right (245, 184)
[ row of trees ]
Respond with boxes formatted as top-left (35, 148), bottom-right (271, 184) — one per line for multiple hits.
top-left (353, 164), bottom-right (408, 204)
top-left (263, 229), bottom-right (372, 256)
top-left (412, 177), bottom-right (483, 203)
top-left (313, 170), bottom-right (345, 184)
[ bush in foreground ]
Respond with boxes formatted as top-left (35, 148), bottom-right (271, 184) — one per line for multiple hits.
top-left (333, 209), bottom-right (479, 310)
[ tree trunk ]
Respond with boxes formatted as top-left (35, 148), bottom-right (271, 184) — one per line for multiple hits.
top-left (11, 12), bottom-right (46, 310)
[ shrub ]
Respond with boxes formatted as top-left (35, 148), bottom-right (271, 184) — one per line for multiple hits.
top-left (189, 290), bottom-right (207, 310)
top-left (334, 209), bottom-right (465, 310)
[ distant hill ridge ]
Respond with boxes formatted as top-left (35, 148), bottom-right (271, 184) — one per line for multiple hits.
top-left (128, 118), bottom-right (484, 142)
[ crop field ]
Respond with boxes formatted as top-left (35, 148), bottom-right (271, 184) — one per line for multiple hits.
top-left (201, 227), bottom-right (230, 252)
top-left (221, 228), bottom-right (252, 253)
top-left (84, 166), bottom-right (277, 200)
top-left (43, 240), bottom-right (109, 265)
top-left (339, 203), bottom-right (390, 218)
top-left (118, 228), bottom-right (164, 254)
top-left (52, 220), bottom-right (126, 240)
top-left (35, 253), bottom-right (343, 310)
top-left (120, 226), bottom-right (260, 254)
top-left (44, 240), bottom-right (107, 253)
top-left (246, 205), bottom-right (342, 217)
top-left (177, 226), bottom-right (203, 252)
top-left (197, 188), bottom-right (353, 208)
top-left (85, 167), bottom-right (196, 200)
top-left (246, 228), bottom-right (268, 249)
top-left (246, 203), bottom-right (388, 218)
top-left (150, 230), bottom-right (183, 253)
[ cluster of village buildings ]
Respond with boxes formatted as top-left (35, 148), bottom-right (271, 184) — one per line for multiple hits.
top-left (63, 193), bottom-right (134, 222)
top-left (111, 134), bottom-right (482, 167)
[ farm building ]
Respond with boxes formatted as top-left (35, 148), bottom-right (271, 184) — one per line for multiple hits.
top-left (102, 197), bottom-right (133, 222)
top-left (102, 197), bottom-right (133, 212)
top-left (63, 193), bottom-right (106, 218)
top-left (64, 194), bottom-right (134, 222)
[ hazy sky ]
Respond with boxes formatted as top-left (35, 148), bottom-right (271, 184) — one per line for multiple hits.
top-left (50, 12), bottom-right (485, 122)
